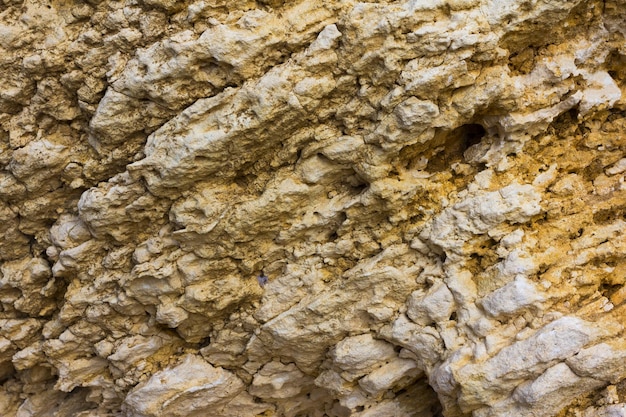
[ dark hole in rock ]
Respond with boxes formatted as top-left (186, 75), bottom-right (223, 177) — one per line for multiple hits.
top-left (349, 181), bottom-right (369, 193)
top-left (599, 282), bottom-right (622, 299)
top-left (316, 152), bottom-right (332, 162)
top-left (0, 362), bottom-right (15, 384)
top-left (461, 124), bottom-right (487, 151)
top-left (198, 336), bottom-right (211, 348)
top-left (593, 208), bottom-right (620, 224)
top-left (427, 123), bottom-right (487, 172)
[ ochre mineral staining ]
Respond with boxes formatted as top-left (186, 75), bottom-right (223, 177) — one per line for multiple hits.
top-left (0, 1), bottom-right (625, 416)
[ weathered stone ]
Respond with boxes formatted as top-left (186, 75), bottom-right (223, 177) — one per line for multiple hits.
top-left (249, 361), bottom-right (310, 399)
top-left (330, 334), bottom-right (397, 381)
top-left (123, 355), bottom-right (247, 417)
top-left (407, 282), bottom-right (456, 325)
top-left (1, 0), bottom-right (626, 416)
top-left (358, 357), bottom-right (421, 397)
top-left (479, 275), bottom-right (546, 318)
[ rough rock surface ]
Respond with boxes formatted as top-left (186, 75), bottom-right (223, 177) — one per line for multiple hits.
top-left (1, 0), bottom-right (626, 416)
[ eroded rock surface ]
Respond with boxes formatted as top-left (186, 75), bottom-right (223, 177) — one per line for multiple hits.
top-left (1, 0), bottom-right (626, 416)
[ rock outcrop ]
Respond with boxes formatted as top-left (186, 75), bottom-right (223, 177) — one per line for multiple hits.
top-left (1, 0), bottom-right (626, 416)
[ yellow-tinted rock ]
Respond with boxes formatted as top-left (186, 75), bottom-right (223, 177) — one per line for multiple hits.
top-left (0, 0), bottom-right (625, 416)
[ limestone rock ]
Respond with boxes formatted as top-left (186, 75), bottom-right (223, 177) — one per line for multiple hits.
top-left (1, 0), bottom-right (626, 416)
top-left (329, 333), bottom-right (397, 381)
top-left (358, 357), bottom-right (421, 397)
top-left (123, 354), bottom-right (265, 417)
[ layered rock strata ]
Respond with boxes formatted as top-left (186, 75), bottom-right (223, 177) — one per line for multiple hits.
top-left (1, 0), bottom-right (626, 416)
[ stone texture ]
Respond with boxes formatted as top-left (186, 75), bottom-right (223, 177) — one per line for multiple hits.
top-left (0, 0), bottom-right (625, 416)
top-left (123, 354), bottom-right (268, 417)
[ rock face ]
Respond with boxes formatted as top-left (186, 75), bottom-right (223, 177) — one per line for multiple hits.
top-left (0, 0), bottom-right (625, 416)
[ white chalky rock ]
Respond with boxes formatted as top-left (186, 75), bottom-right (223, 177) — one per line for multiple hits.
top-left (330, 333), bottom-right (397, 381)
top-left (123, 355), bottom-right (245, 417)
top-left (383, 315), bottom-right (444, 372)
top-left (107, 335), bottom-right (164, 372)
top-left (606, 158), bottom-right (626, 176)
top-left (49, 215), bottom-right (92, 249)
top-left (249, 361), bottom-right (308, 399)
top-left (512, 362), bottom-right (602, 406)
top-left (583, 404), bottom-right (626, 417)
top-left (358, 357), bottom-right (420, 397)
top-left (480, 275), bottom-right (546, 318)
top-left (314, 369), bottom-right (353, 396)
top-left (422, 183), bottom-right (542, 254)
top-left (455, 316), bottom-right (606, 408)
top-left (566, 342), bottom-right (626, 383)
top-left (407, 282), bottom-right (456, 325)
top-left (394, 97), bottom-right (440, 129)
top-left (480, 363), bottom-right (605, 417)
top-left (578, 71), bottom-right (622, 116)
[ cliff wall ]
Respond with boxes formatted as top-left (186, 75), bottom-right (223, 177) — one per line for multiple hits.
top-left (1, 1), bottom-right (626, 416)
